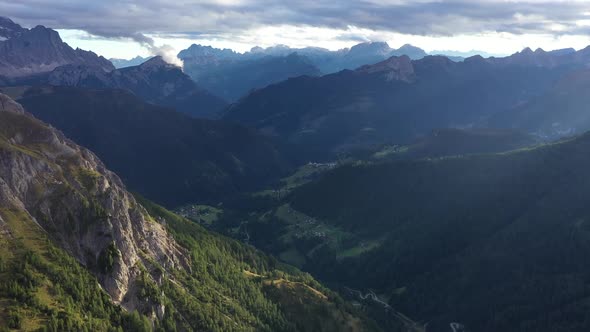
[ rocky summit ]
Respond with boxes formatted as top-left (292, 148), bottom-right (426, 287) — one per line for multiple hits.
top-left (0, 17), bottom-right (113, 78)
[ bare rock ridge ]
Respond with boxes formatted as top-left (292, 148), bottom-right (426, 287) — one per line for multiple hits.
top-left (0, 93), bottom-right (186, 312)
top-left (357, 55), bottom-right (416, 82)
top-left (0, 17), bottom-right (114, 77)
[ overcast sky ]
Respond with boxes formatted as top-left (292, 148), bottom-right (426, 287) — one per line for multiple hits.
top-left (2, 0), bottom-right (590, 59)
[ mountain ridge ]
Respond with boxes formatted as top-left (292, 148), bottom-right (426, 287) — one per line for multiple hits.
top-left (10, 55), bottom-right (228, 118)
top-left (0, 17), bottom-right (113, 77)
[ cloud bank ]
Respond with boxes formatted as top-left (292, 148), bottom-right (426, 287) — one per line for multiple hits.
top-left (2, 1), bottom-right (590, 38)
top-left (3, 1), bottom-right (590, 58)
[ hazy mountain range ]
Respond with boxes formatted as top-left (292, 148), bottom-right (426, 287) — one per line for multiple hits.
top-left (109, 55), bottom-right (153, 68)
top-left (223, 51), bottom-right (585, 161)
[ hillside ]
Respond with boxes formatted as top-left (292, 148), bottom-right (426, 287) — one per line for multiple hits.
top-left (3, 85), bottom-right (290, 208)
top-left (488, 68), bottom-right (590, 139)
top-left (0, 93), bottom-right (381, 331)
top-left (365, 128), bottom-right (538, 161)
top-left (224, 55), bottom-right (567, 161)
top-left (285, 132), bottom-right (590, 331)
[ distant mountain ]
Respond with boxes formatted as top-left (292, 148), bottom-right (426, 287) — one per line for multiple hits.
top-left (5, 86), bottom-right (289, 207)
top-left (183, 52), bottom-right (322, 101)
top-left (287, 131), bottom-right (590, 331)
top-left (392, 44), bottom-right (428, 59)
top-left (178, 44), bottom-right (241, 65)
top-left (476, 46), bottom-right (590, 68)
top-left (430, 49), bottom-right (504, 59)
top-left (0, 17), bottom-right (113, 77)
top-left (17, 56), bottom-right (228, 118)
top-left (109, 55), bottom-right (152, 68)
top-left (0, 93), bottom-right (379, 332)
top-left (178, 42), bottom-right (430, 100)
top-left (245, 42), bottom-right (429, 72)
top-left (488, 68), bottom-right (590, 138)
top-left (224, 55), bottom-right (569, 161)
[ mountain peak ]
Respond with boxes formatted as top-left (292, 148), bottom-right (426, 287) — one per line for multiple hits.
top-left (0, 16), bottom-right (25, 40)
top-left (178, 44), bottom-right (238, 61)
top-left (0, 93), bottom-right (25, 114)
top-left (394, 44), bottom-right (428, 59)
top-left (350, 41), bottom-right (392, 53)
top-left (139, 55), bottom-right (176, 69)
top-left (399, 43), bottom-right (421, 50)
top-left (0, 17), bottom-right (114, 76)
top-left (0, 16), bottom-right (16, 26)
top-left (357, 55), bottom-right (415, 82)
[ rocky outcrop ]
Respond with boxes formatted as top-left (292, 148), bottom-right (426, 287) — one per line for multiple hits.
top-left (0, 93), bottom-right (187, 310)
top-left (356, 55), bottom-right (416, 82)
top-left (0, 17), bottom-right (114, 77)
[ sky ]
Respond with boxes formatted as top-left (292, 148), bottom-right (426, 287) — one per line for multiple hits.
top-left (2, 0), bottom-right (590, 60)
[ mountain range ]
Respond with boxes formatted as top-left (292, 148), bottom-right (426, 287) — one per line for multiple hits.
top-left (178, 42), bottom-right (430, 101)
top-left (3, 55), bottom-right (228, 118)
top-left (181, 51), bottom-right (321, 101)
top-left (223, 53), bottom-right (577, 161)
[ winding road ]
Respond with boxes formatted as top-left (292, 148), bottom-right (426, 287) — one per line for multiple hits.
top-left (344, 287), bottom-right (426, 332)
top-left (344, 287), bottom-right (391, 308)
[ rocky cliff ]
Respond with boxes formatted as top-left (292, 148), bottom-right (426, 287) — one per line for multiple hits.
top-left (0, 17), bottom-right (113, 77)
top-left (0, 93), bottom-right (185, 312)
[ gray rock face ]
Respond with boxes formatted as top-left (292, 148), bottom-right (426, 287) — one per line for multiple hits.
top-left (0, 17), bottom-right (114, 77)
top-left (0, 17), bottom-right (25, 40)
top-left (0, 93), bottom-right (187, 310)
top-left (356, 55), bottom-right (416, 82)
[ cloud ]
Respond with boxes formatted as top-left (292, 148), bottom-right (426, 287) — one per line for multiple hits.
top-left (2, 0), bottom-right (590, 38)
top-left (126, 33), bottom-right (184, 67)
top-left (3, 0), bottom-right (590, 58)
